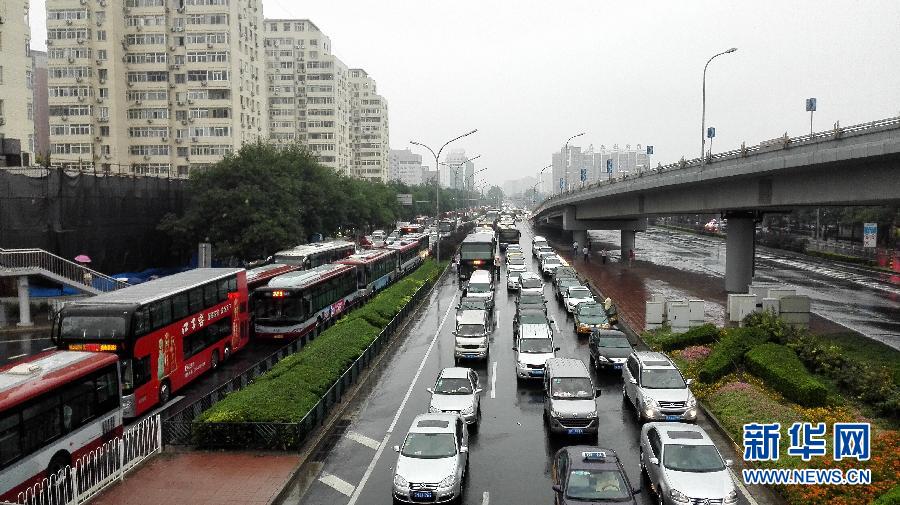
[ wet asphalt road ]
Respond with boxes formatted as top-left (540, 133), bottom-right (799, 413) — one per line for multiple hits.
top-left (283, 226), bottom-right (751, 505)
top-left (587, 228), bottom-right (900, 348)
top-left (0, 330), bottom-right (54, 362)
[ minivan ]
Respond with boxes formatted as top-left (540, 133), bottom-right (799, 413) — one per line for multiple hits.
top-left (623, 351), bottom-right (697, 423)
top-left (454, 310), bottom-right (490, 362)
top-left (543, 358), bottom-right (601, 438)
top-left (464, 269), bottom-right (494, 309)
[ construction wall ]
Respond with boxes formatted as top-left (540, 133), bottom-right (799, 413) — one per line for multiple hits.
top-left (0, 168), bottom-right (186, 273)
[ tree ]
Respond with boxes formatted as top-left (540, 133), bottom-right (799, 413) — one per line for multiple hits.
top-left (486, 186), bottom-right (504, 207)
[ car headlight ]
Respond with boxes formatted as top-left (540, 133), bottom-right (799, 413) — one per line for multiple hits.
top-left (550, 409), bottom-right (561, 418)
top-left (725, 489), bottom-right (738, 504)
top-left (669, 488), bottom-right (691, 503)
top-left (393, 473), bottom-right (408, 488)
top-left (687, 396), bottom-right (697, 408)
top-left (643, 396), bottom-right (659, 410)
top-left (438, 473), bottom-right (456, 488)
top-left (460, 404), bottom-right (475, 415)
top-left (428, 405), bottom-right (441, 413)
top-left (596, 355), bottom-right (610, 362)
top-left (588, 410), bottom-right (597, 418)
top-left (577, 323), bottom-right (588, 330)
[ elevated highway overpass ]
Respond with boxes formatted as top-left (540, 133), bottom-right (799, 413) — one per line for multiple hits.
top-left (532, 117), bottom-right (900, 292)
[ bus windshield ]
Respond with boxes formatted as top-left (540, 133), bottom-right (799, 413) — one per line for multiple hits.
top-left (253, 296), bottom-right (306, 323)
top-left (460, 244), bottom-right (494, 260)
top-left (60, 314), bottom-right (130, 341)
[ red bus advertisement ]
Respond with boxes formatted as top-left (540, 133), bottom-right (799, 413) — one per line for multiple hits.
top-left (0, 351), bottom-right (122, 501)
top-left (252, 263), bottom-right (359, 340)
top-left (52, 268), bottom-right (250, 418)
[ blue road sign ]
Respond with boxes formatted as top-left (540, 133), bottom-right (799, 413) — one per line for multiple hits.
top-left (606, 159), bottom-right (613, 173)
top-left (707, 127), bottom-right (716, 139)
top-left (580, 168), bottom-right (587, 182)
top-left (806, 98), bottom-right (817, 112)
top-left (559, 177), bottom-right (564, 190)
top-left (646, 145), bottom-right (654, 155)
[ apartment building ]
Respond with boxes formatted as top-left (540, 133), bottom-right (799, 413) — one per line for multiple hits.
top-left (551, 143), bottom-right (650, 193)
top-left (441, 148), bottom-right (474, 190)
top-left (349, 69), bottom-right (388, 182)
top-left (45, 0), bottom-right (267, 176)
top-left (388, 148), bottom-right (424, 186)
top-left (32, 50), bottom-right (50, 159)
top-left (264, 19), bottom-right (353, 175)
top-left (0, 0), bottom-right (36, 163)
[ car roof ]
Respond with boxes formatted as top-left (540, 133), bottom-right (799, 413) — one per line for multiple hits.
top-left (520, 325), bottom-right (552, 339)
top-left (591, 329), bottom-right (628, 339)
top-left (439, 367), bottom-right (473, 380)
top-left (520, 272), bottom-right (542, 280)
top-left (470, 270), bottom-right (492, 281)
top-left (546, 357), bottom-right (590, 377)
top-left (648, 422), bottom-right (714, 445)
top-left (635, 351), bottom-right (674, 368)
top-left (562, 446), bottom-right (624, 472)
top-left (519, 307), bottom-right (548, 316)
top-left (457, 310), bottom-right (487, 324)
top-left (409, 413), bottom-right (459, 433)
top-left (533, 236), bottom-right (546, 241)
top-left (567, 286), bottom-right (591, 294)
top-left (459, 297), bottom-right (487, 305)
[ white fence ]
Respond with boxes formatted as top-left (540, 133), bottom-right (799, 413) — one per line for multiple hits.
top-left (15, 415), bottom-right (162, 505)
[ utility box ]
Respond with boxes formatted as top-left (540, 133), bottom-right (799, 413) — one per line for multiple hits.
top-left (688, 300), bottom-right (705, 325)
top-left (665, 299), bottom-right (686, 319)
top-left (645, 301), bottom-right (665, 328)
top-left (768, 288), bottom-right (797, 300)
top-left (728, 294), bottom-right (759, 323)
top-left (668, 302), bottom-right (691, 331)
top-left (749, 283), bottom-right (776, 305)
top-left (778, 295), bottom-right (811, 329)
top-left (761, 297), bottom-right (780, 315)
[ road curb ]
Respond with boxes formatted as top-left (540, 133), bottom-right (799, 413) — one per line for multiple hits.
top-left (269, 264), bottom-right (449, 505)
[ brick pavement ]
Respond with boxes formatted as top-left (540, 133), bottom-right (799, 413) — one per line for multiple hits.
top-left (92, 451), bottom-right (299, 505)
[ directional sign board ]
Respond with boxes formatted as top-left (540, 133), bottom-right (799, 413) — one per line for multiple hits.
top-left (396, 193), bottom-right (412, 206)
top-left (580, 168), bottom-right (587, 182)
top-left (707, 127), bottom-right (716, 139)
top-left (606, 159), bottom-right (613, 174)
top-left (863, 223), bottom-right (877, 248)
top-left (646, 145), bottom-right (654, 155)
top-left (806, 98), bottom-right (817, 112)
top-left (559, 178), bottom-right (564, 190)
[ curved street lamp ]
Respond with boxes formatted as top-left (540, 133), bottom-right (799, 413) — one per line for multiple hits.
top-left (700, 48), bottom-right (737, 164)
top-left (564, 132), bottom-right (586, 192)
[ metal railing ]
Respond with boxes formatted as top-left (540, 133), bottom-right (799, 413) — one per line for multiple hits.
top-left (164, 275), bottom-right (438, 450)
top-left (536, 115), bottom-right (900, 214)
top-left (15, 415), bottom-right (162, 505)
top-left (0, 248), bottom-right (129, 293)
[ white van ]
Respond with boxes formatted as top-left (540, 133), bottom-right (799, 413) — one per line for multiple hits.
top-left (465, 269), bottom-right (494, 309)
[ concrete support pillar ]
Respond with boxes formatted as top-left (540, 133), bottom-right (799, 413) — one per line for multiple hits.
top-left (725, 217), bottom-right (755, 293)
top-left (572, 230), bottom-right (587, 251)
top-left (620, 230), bottom-right (636, 261)
top-left (16, 276), bottom-right (33, 327)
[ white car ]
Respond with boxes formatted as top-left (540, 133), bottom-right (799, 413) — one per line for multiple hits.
top-left (518, 272), bottom-right (544, 295)
top-left (540, 255), bottom-right (563, 277)
top-left (392, 413), bottom-right (469, 504)
top-left (563, 285), bottom-right (594, 313)
top-left (427, 367), bottom-right (483, 427)
top-left (513, 329), bottom-right (557, 380)
top-left (507, 270), bottom-right (523, 291)
top-left (623, 351), bottom-right (698, 423)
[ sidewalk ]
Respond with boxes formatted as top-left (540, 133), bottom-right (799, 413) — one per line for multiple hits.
top-left (92, 451), bottom-right (299, 505)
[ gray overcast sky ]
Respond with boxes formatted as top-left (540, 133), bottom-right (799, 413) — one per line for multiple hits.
top-left (30, 1), bottom-right (900, 187)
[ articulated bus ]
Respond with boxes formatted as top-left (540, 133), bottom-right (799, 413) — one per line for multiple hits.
top-left (338, 249), bottom-right (399, 299)
top-left (246, 263), bottom-right (300, 291)
top-left (53, 269), bottom-right (250, 418)
top-left (271, 241), bottom-right (356, 269)
top-left (252, 263), bottom-right (360, 340)
top-left (0, 351), bottom-right (122, 501)
top-left (387, 234), bottom-right (430, 274)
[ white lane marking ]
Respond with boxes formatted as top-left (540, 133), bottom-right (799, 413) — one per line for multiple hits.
top-left (552, 319), bottom-right (561, 335)
top-left (729, 468), bottom-right (759, 505)
top-left (482, 491), bottom-right (490, 505)
top-left (490, 361), bottom-right (497, 399)
top-left (346, 431), bottom-right (380, 450)
top-left (7, 353), bottom-right (27, 361)
top-left (0, 338), bottom-right (53, 345)
top-left (318, 472), bottom-right (356, 497)
top-left (43, 346), bottom-right (56, 351)
top-left (347, 294), bottom-right (458, 505)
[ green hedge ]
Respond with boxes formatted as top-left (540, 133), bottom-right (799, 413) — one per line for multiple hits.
top-left (698, 327), bottom-right (769, 383)
top-left (196, 259), bottom-right (445, 431)
top-left (873, 484), bottom-right (900, 505)
top-left (657, 324), bottom-right (720, 351)
top-left (744, 343), bottom-right (828, 407)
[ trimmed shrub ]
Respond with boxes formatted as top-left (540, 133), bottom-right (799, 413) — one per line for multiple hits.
top-left (698, 327), bottom-right (769, 383)
top-left (742, 310), bottom-right (804, 344)
top-left (744, 343), bottom-right (828, 407)
top-left (657, 323), bottom-right (720, 351)
top-left (873, 484), bottom-right (900, 505)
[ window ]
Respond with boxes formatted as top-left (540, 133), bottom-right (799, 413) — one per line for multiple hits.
top-left (97, 30), bottom-right (107, 41)
top-left (61, 378), bottom-right (97, 432)
top-left (648, 428), bottom-right (662, 457)
top-left (217, 279), bottom-right (230, 300)
top-left (0, 413), bottom-right (21, 467)
top-left (133, 306), bottom-right (150, 336)
top-left (203, 282), bottom-right (218, 306)
top-left (22, 396), bottom-right (61, 454)
top-left (172, 293), bottom-right (189, 321)
top-left (183, 317), bottom-right (230, 359)
top-left (188, 288), bottom-right (204, 313)
top-left (149, 299), bottom-right (172, 330)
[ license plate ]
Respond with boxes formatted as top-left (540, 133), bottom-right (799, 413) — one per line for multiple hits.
top-left (665, 415), bottom-right (680, 421)
top-left (465, 353), bottom-right (478, 358)
top-left (567, 428), bottom-right (585, 435)
top-left (613, 364), bottom-right (623, 370)
top-left (411, 491), bottom-right (434, 500)
top-left (530, 370), bottom-right (544, 376)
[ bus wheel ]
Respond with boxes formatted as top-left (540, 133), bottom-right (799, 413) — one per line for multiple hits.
top-left (211, 350), bottom-right (220, 369)
top-left (159, 380), bottom-right (172, 405)
top-left (223, 345), bottom-right (232, 361)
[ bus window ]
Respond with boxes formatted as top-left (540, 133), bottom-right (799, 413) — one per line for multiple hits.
top-left (228, 277), bottom-right (237, 292)
top-left (22, 396), bottom-right (61, 453)
top-left (172, 292), bottom-right (190, 321)
top-left (96, 369), bottom-right (119, 412)
top-left (188, 287), bottom-right (204, 313)
top-left (218, 279), bottom-right (230, 301)
top-left (122, 356), bottom-right (152, 395)
top-left (62, 378), bottom-right (97, 432)
top-left (134, 307), bottom-right (150, 336)
top-left (0, 413), bottom-right (22, 466)
top-left (204, 283), bottom-right (218, 306)
top-left (150, 299), bottom-right (172, 330)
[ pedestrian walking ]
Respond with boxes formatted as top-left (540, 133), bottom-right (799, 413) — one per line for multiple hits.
top-left (601, 248), bottom-right (607, 264)
top-left (628, 248), bottom-right (636, 267)
top-left (582, 246), bottom-right (589, 262)
top-left (82, 270), bottom-right (93, 287)
top-left (572, 240), bottom-right (579, 258)
top-left (493, 255), bottom-right (501, 280)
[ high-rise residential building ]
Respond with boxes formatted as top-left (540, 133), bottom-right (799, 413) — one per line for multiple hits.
top-left (551, 143), bottom-right (650, 194)
top-left (264, 19), bottom-right (353, 175)
top-left (349, 68), bottom-right (388, 181)
top-left (32, 50), bottom-right (50, 160)
top-left (45, 0), bottom-right (267, 176)
top-left (441, 148), bottom-right (474, 189)
top-left (0, 0), bottom-right (36, 164)
top-left (388, 148), bottom-right (424, 186)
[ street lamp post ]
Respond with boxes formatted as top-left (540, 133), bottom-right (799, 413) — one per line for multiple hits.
top-left (700, 47), bottom-right (737, 165)
top-left (440, 154), bottom-right (481, 216)
top-left (564, 132), bottom-right (586, 192)
top-left (410, 129), bottom-right (477, 263)
top-left (535, 164), bottom-right (552, 204)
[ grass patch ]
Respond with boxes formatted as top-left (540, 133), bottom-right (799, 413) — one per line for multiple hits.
top-left (812, 332), bottom-right (900, 387)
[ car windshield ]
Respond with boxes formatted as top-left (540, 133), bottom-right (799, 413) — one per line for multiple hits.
top-left (434, 377), bottom-right (473, 395)
top-left (544, 257), bottom-right (561, 265)
top-left (641, 368), bottom-right (687, 389)
top-left (467, 283), bottom-right (491, 293)
top-left (401, 433), bottom-right (457, 459)
top-left (518, 338), bottom-right (554, 353)
top-left (565, 469), bottom-right (631, 501)
top-left (595, 336), bottom-right (631, 348)
top-left (519, 312), bottom-right (548, 325)
top-left (568, 288), bottom-right (591, 298)
top-left (507, 271), bottom-right (521, 280)
top-left (459, 300), bottom-right (486, 310)
top-left (457, 323), bottom-right (486, 336)
top-left (519, 294), bottom-right (544, 304)
top-left (551, 378), bottom-right (594, 399)
top-left (534, 242), bottom-right (548, 248)
top-left (508, 257), bottom-right (525, 265)
top-left (663, 444), bottom-right (725, 472)
top-left (521, 277), bottom-right (542, 288)
top-left (577, 304), bottom-right (604, 316)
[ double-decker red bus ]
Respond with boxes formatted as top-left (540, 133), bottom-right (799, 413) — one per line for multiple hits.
top-left (252, 263), bottom-right (359, 340)
top-left (387, 233), bottom-right (430, 274)
top-left (52, 268), bottom-right (250, 418)
top-left (338, 249), bottom-right (399, 298)
top-left (0, 351), bottom-right (122, 501)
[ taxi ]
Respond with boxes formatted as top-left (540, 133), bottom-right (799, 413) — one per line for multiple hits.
top-left (551, 447), bottom-right (641, 504)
